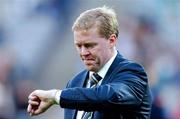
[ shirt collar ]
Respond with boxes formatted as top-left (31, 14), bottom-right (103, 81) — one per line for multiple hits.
top-left (90, 47), bottom-right (117, 79)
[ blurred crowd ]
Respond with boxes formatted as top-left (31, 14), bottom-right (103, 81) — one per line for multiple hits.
top-left (0, 0), bottom-right (179, 119)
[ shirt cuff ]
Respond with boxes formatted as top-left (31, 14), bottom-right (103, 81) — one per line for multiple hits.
top-left (54, 90), bottom-right (61, 104)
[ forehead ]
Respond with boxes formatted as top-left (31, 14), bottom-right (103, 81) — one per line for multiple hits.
top-left (74, 28), bottom-right (102, 43)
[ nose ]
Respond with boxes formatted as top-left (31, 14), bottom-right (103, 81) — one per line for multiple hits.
top-left (80, 46), bottom-right (90, 56)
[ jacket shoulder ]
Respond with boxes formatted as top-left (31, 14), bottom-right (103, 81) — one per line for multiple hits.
top-left (114, 58), bottom-right (148, 83)
top-left (119, 59), bottom-right (146, 72)
top-left (113, 53), bottom-right (145, 73)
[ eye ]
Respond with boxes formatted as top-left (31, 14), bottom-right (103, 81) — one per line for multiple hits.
top-left (84, 43), bottom-right (97, 49)
top-left (76, 44), bottom-right (81, 48)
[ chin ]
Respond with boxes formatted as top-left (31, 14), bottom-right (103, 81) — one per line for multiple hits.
top-left (86, 66), bottom-right (98, 72)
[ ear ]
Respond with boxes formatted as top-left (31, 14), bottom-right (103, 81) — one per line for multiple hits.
top-left (108, 34), bottom-right (117, 48)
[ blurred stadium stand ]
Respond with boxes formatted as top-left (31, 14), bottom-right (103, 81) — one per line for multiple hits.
top-left (0, 0), bottom-right (179, 119)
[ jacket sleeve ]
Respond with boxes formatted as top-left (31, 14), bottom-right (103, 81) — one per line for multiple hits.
top-left (60, 63), bottom-right (149, 111)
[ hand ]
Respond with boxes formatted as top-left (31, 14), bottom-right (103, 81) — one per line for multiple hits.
top-left (27, 89), bottom-right (58, 116)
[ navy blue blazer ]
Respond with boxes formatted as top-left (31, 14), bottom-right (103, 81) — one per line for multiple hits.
top-left (60, 53), bottom-right (152, 119)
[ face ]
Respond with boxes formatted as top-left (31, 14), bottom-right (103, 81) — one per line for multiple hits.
top-left (74, 27), bottom-right (116, 72)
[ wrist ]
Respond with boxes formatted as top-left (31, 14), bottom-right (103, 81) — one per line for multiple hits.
top-left (51, 89), bottom-right (61, 105)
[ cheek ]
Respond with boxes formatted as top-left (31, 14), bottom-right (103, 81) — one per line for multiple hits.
top-left (98, 54), bottom-right (105, 63)
top-left (97, 49), bottom-right (109, 64)
top-left (91, 46), bottom-right (107, 62)
top-left (94, 53), bottom-right (104, 64)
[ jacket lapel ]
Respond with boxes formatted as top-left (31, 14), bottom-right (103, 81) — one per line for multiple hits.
top-left (101, 52), bottom-right (125, 85)
top-left (80, 70), bottom-right (89, 87)
top-left (71, 70), bottom-right (89, 119)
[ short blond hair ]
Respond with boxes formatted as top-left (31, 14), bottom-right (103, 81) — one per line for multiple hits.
top-left (72, 6), bottom-right (119, 39)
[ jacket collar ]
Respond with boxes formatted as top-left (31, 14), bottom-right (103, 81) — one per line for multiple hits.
top-left (101, 52), bottom-right (125, 85)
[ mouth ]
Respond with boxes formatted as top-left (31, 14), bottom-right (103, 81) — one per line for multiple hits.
top-left (83, 59), bottom-right (94, 62)
top-left (83, 59), bottom-right (95, 65)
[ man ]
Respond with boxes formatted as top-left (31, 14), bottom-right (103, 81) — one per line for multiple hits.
top-left (27, 6), bottom-right (152, 119)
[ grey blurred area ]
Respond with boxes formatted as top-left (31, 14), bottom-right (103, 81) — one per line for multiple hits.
top-left (0, 0), bottom-right (180, 119)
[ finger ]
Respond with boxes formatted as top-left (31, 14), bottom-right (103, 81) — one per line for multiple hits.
top-left (28, 100), bottom-right (39, 106)
top-left (30, 109), bottom-right (34, 116)
top-left (27, 104), bottom-right (32, 113)
top-left (29, 95), bottom-right (38, 100)
top-left (29, 96), bottom-right (36, 100)
top-left (28, 90), bottom-right (40, 99)
top-left (27, 103), bottom-right (38, 116)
